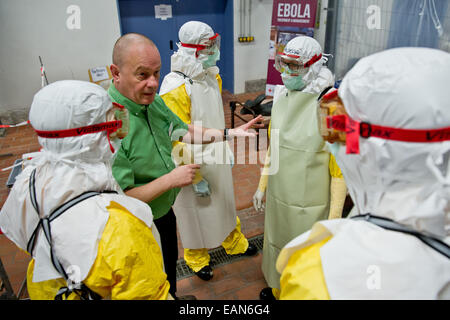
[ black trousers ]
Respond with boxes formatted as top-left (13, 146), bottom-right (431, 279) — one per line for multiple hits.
top-left (153, 208), bottom-right (178, 297)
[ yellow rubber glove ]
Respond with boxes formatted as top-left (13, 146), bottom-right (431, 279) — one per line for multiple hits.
top-left (253, 148), bottom-right (270, 212)
top-left (172, 141), bottom-right (202, 184)
top-left (328, 154), bottom-right (347, 219)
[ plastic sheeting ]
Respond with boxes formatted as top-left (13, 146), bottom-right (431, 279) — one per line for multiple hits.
top-left (388, 0), bottom-right (448, 48)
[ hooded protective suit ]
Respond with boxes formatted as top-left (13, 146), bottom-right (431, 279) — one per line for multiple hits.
top-left (255, 36), bottom-right (346, 293)
top-left (159, 21), bottom-right (249, 273)
top-left (277, 47), bottom-right (450, 299)
top-left (0, 80), bottom-right (170, 300)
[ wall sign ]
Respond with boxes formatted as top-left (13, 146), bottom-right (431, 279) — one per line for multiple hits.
top-left (155, 4), bottom-right (173, 21)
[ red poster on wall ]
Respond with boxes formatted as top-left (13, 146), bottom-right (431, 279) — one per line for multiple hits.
top-left (266, 0), bottom-right (318, 96)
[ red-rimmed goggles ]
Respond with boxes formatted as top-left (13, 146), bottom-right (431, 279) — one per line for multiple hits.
top-left (180, 33), bottom-right (220, 57)
top-left (33, 102), bottom-right (129, 153)
top-left (274, 53), bottom-right (322, 76)
top-left (319, 90), bottom-right (450, 154)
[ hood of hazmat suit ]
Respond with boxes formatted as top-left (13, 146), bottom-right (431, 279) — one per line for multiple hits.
top-left (277, 47), bottom-right (450, 299)
top-left (0, 80), bottom-right (155, 284)
top-left (274, 36), bottom-right (334, 100)
top-left (159, 21), bottom-right (239, 251)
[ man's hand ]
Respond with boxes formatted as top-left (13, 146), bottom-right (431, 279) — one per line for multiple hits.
top-left (183, 115), bottom-right (265, 144)
top-left (168, 164), bottom-right (201, 188)
top-left (229, 115), bottom-right (265, 138)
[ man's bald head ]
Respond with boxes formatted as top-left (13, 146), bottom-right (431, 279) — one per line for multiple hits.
top-left (112, 33), bottom-right (156, 67)
top-left (110, 33), bottom-right (161, 105)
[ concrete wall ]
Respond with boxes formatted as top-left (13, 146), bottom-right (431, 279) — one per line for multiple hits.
top-left (0, 0), bottom-right (121, 120)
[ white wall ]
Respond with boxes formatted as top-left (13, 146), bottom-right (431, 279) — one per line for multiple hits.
top-left (233, 0), bottom-right (273, 94)
top-left (0, 0), bottom-right (121, 114)
top-left (233, 0), bottom-right (330, 94)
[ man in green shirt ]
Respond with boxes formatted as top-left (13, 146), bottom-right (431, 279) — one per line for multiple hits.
top-left (108, 33), bottom-right (262, 298)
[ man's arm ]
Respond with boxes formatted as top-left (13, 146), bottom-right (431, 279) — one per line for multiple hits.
top-left (181, 115), bottom-right (264, 144)
top-left (124, 164), bottom-right (200, 203)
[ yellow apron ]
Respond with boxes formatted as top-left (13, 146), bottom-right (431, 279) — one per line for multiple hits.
top-left (262, 90), bottom-right (330, 289)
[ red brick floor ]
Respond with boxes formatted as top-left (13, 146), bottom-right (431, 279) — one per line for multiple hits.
top-left (0, 90), bottom-right (269, 300)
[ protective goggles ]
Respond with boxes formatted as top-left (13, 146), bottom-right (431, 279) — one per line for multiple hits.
top-left (319, 90), bottom-right (450, 154)
top-left (34, 102), bottom-right (129, 153)
top-left (274, 53), bottom-right (322, 76)
top-left (180, 33), bottom-right (220, 57)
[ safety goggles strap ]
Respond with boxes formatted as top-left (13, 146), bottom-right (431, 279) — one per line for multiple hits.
top-left (34, 121), bottom-right (122, 139)
top-left (209, 33), bottom-right (219, 41)
top-left (180, 33), bottom-right (219, 57)
top-left (180, 42), bottom-right (206, 57)
top-left (34, 120), bottom-right (122, 153)
top-left (327, 115), bottom-right (450, 154)
top-left (304, 53), bottom-right (322, 68)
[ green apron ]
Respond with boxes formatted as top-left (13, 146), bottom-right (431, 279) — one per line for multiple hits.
top-left (262, 90), bottom-right (330, 289)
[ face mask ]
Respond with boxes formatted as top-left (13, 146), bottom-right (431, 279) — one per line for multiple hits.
top-left (200, 50), bottom-right (220, 69)
top-left (281, 73), bottom-right (305, 91)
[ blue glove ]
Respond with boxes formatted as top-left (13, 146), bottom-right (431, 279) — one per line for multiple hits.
top-left (193, 179), bottom-right (211, 197)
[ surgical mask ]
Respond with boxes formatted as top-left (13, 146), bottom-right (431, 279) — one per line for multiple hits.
top-left (281, 72), bottom-right (306, 91)
top-left (200, 49), bottom-right (220, 69)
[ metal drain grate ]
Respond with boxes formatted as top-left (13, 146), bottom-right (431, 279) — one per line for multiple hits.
top-left (176, 234), bottom-right (264, 280)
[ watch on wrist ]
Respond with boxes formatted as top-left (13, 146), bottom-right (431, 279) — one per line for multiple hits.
top-left (224, 128), bottom-right (230, 141)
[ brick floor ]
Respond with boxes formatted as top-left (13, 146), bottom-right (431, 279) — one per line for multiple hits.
top-left (0, 90), bottom-right (269, 300)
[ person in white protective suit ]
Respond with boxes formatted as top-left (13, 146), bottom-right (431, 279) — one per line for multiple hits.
top-left (277, 47), bottom-right (450, 300)
top-left (159, 21), bottom-right (257, 281)
top-left (0, 80), bottom-right (172, 300)
top-left (253, 36), bottom-right (348, 300)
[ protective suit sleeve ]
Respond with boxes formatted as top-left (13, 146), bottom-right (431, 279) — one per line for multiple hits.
top-left (161, 84), bottom-right (191, 125)
top-left (258, 120), bottom-right (272, 193)
top-left (257, 147), bottom-right (271, 193)
top-left (328, 154), bottom-right (347, 220)
top-left (86, 201), bottom-right (170, 300)
top-left (216, 74), bottom-right (222, 94)
top-left (26, 202), bottom-right (170, 300)
top-left (279, 236), bottom-right (331, 300)
top-left (162, 83), bottom-right (203, 184)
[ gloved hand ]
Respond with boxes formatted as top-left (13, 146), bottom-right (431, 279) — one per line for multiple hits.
top-left (193, 179), bottom-right (211, 197)
top-left (253, 189), bottom-right (265, 212)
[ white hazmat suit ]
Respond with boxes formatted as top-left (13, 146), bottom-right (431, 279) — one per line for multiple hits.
top-left (159, 21), bottom-right (254, 278)
top-left (277, 47), bottom-right (450, 300)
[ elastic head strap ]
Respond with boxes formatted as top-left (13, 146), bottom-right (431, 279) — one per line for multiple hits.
top-left (304, 53), bottom-right (323, 68)
top-left (34, 121), bottom-right (122, 153)
top-left (327, 114), bottom-right (450, 154)
top-left (180, 33), bottom-right (219, 57)
top-left (209, 33), bottom-right (219, 41)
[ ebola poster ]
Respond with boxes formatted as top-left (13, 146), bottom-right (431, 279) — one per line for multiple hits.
top-left (266, 0), bottom-right (318, 96)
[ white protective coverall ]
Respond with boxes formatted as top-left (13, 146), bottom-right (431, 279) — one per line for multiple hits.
top-left (159, 21), bottom-right (249, 273)
top-left (277, 47), bottom-right (450, 300)
top-left (0, 80), bottom-right (170, 300)
top-left (255, 36), bottom-right (347, 294)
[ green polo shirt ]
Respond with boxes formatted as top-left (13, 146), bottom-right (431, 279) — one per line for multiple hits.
top-left (108, 83), bottom-right (189, 220)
